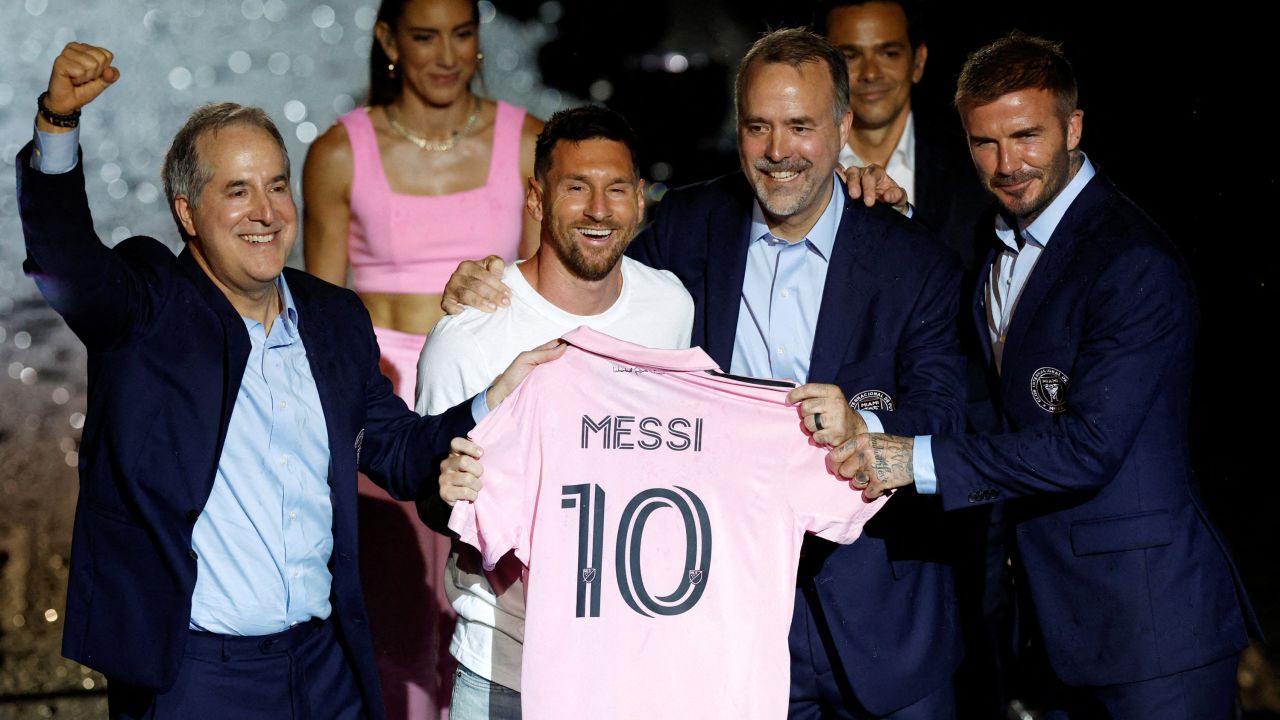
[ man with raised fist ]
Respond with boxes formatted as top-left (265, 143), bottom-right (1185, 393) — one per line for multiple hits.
top-left (18, 42), bottom-right (561, 720)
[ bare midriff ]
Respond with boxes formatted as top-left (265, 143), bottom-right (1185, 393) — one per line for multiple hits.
top-left (360, 292), bottom-right (448, 336)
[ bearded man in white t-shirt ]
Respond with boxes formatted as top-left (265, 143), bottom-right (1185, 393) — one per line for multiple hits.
top-left (413, 105), bottom-right (694, 719)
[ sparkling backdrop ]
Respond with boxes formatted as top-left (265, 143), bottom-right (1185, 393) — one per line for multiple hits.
top-left (0, 2), bottom-right (573, 714)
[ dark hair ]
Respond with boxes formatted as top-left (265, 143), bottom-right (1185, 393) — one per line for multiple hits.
top-left (817, 0), bottom-right (929, 50)
top-left (734, 28), bottom-right (850, 125)
top-left (162, 103), bottom-right (289, 242)
top-left (368, 0), bottom-right (480, 106)
top-left (534, 106), bottom-right (641, 180)
top-left (954, 31), bottom-right (1078, 118)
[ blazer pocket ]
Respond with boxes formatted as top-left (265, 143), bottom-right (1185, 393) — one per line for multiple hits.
top-left (1070, 510), bottom-right (1172, 557)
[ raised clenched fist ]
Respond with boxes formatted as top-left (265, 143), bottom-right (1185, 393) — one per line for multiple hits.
top-left (39, 42), bottom-right (120, 129)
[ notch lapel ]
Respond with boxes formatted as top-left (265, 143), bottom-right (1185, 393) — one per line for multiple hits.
top-left (808, 192), bottom-right (874, 384)
top-left (999, 175), bottom-right (1104, 369)
top-left (177, 246), bottom-right (249, 456)
top-left (701, 180), bottom-right (754, 370)
top-left (285, 272), bottom-right (349, 494)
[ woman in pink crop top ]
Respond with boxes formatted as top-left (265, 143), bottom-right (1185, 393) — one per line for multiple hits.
top-left (301, 1), bottom-right (542, 718)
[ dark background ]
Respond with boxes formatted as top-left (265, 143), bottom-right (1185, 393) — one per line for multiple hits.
top-left (1, 0), bottom-right (1276, 716)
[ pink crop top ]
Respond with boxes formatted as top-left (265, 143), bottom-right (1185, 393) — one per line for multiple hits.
top-left (337, 101), bottom-right (527, 295)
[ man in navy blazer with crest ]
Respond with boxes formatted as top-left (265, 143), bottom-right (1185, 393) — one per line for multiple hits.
top-left (838, 33), bottom-right (1257, 717)
top-left (441, 29), bottom-right (967, 719)
top-left (625, 30), bottom-right (967, 719)
top-left (18, 43), bottom-right (555, 720)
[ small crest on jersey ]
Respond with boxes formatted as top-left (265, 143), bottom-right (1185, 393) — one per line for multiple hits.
top-left (582, 568), bottom-right (597, 583)
top-left (1030, 367), bottom-right (1069, 413)
top-left (688, 570), bottom-right (704, 585)
top-left (849, 389), bottom-right (895, 412)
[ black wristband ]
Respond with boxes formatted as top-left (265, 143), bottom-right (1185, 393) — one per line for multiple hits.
top-left (38, 91), bottom-right (80, 128)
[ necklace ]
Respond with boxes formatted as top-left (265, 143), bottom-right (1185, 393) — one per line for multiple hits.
top-left (385, 96), bottom-right (482, 152)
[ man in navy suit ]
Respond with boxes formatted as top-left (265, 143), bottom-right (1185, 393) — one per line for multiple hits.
top-left (821, 4), bottom-right (1010, 715)
top-left (835, 33), bottom-right (1256, 718)
top-left (441, 28), bottom-right (967, 720)
top-left (18, 43), bottom-right (560, 720)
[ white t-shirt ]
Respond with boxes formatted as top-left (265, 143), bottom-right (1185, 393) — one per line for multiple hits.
top-left (415, 257), bottom-right (694, 690)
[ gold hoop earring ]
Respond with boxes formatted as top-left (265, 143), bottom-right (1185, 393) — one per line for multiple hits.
top-left (387, 62), bottom-right (396, 79)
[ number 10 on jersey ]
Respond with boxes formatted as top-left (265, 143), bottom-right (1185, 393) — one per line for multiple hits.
top-left (561, 484), bottom-right (713, 618)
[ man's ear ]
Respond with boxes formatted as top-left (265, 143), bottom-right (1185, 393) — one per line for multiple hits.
top-left (526, 176), bottom-right (545, 223)
top-left (174, 195), bottom-right (197, 238)
top-left (1066, 109), bottom-right (1083, 152)
top-left (911, 43), bottom-right (928, 84)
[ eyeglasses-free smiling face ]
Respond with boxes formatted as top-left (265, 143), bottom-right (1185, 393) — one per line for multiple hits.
top-left (826, 1), bottom-right (926, 132)
top-left (530, 138), bottom-right (644, 282)
top-left (962, 87), bottom-right (1083, 227)
top-left (379, 0), bottom-right (480, 107)
top-left (737, 60), bottom-right (851, 241)
top-left (177, 123), bottom-right (297, 306)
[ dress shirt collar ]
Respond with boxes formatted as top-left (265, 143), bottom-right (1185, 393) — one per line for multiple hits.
top-left (242, 275), bottom-right (301, 343)
top-left (276, 274), bottom-right (301, 338)
top-left (839, 111), bottom-right (916, 181)
top-left (994, 153), bottom-right (1097, 252)
top-left (748, 176), bottom-right (844, 262)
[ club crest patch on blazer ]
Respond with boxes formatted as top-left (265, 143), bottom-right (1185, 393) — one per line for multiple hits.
top-left (1030, 367), bottom-right (1069, 413)
top-left (849, 389), bottom-right (895, 412)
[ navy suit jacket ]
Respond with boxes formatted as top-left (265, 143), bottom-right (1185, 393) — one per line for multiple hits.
top-left (627, 172), bottom-right (967, 715)
top-left (931, 172), bottom-right (1256, 685)
top-left (17, 144), bottom-right (474, 714)
top-left (913, 124), bottom-right (990, 276)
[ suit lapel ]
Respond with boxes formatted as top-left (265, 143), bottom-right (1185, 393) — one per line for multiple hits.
top-left (1000, 174), bottom-right (1106, 367)
top-left (809, 191), bottom-right (874, 384)
top-left (972, 242), bottom-right (997, 371)
top-left (702, 179), bottom-right (754, 369)
top-left (286, 271), bottom-right (347, 491)
top-left (177, 246), bottom-right (249, 453)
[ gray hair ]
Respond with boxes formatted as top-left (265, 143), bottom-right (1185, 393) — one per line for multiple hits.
top-left (162, 103), bottom-right (290, 241)
top-left (735, 28), bottom-right (851, 126)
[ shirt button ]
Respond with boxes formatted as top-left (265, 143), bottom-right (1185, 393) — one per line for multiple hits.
top-left (780, 289), bottom-right (790, 299)
top-left (188, 549), bottom-right (198, 560)
top-left (279, 400), bottom-right (287, 409)
top-left (289, 511), bottom-right (297, 520)
top-left (777, 345), bottom-right (786, 356)
top-left (185, 509), bottom-right (200, 524)
top-left (293, 569), bottom-right (300, 578)
top-left (280, 456), bottom-right (287, 465)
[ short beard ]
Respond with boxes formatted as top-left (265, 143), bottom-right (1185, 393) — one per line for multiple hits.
top-left (992, 147), bottom-right (1072, 225)
top-left (751, 157), bottom-right (815, 218)
top-left (547, 227), bottom-right (630, 282)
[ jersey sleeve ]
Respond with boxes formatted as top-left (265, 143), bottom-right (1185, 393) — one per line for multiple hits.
top-left (784, 438), bottom-right (888, 544)
top-left (446, 368), bottom-right (545, 570)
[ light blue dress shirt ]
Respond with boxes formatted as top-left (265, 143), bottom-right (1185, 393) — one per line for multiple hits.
top-left (188, 276), bottom-right (335, 635)
top-left (730, 177), bottom-right (883, 431)
top-left (914, 156), bottom-right (1097, 494)
top-left (31, 126), bottom-right (79, 173)
top-left (32, 128), bottom-right (335, 635)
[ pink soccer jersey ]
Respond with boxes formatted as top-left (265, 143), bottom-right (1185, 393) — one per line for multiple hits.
top-left (449, 327), bottom-right (888, 719)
